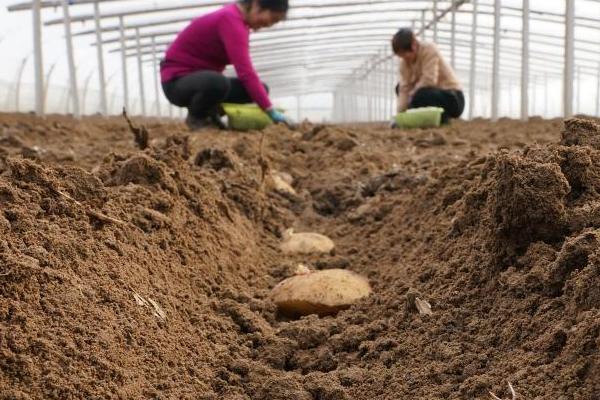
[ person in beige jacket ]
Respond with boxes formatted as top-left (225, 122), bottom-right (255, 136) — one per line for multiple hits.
top-left (392, 28), bottom-right (465, 124)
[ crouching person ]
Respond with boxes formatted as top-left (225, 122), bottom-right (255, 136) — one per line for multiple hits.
top-left (160, 0), bottom-right (291, 131)
top-left (392, 28), bottom-right (465, 124)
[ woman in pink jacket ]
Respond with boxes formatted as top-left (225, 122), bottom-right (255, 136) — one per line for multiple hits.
top-left (161, 0), bottom-right (290, 130)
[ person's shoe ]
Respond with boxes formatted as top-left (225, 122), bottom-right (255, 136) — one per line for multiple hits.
top-left (208, 112), bottom-right (227, 130)
top-left (185, 113), bottom-right (227, 131)
top-left (185, 114), bottom-right (210, 131)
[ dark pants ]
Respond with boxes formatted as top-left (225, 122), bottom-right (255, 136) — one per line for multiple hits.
top-left (395, 84), bottom-right (465, 123)
top-left (161, 70), bottom-right (269, 119)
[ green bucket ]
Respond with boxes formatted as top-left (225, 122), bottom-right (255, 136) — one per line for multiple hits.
top-left (222, 103), bottom-right (278, 131)
top-left (395, 107), bottom-right (444, 129)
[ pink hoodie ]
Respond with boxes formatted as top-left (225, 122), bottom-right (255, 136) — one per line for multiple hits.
top-left (160, 3), bottom-right (272, 110)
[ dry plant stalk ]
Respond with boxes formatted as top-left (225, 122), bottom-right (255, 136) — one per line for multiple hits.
top-left (133, 292), bottom-right (167, 321)
top-left (405, 290), bottom-right (433, 316)
top-left (415, 297), bottom-right (433, 316)
top-left (489, 381), bottom-right (517, 400)
top-left (56, 189), bottom-right (127, 227)
top-left (122, 107), bottom-right (150, 150)
top-left (257, 130), bottom-right (271, 220)
top-left (258, 130), bottom-right (271, 189)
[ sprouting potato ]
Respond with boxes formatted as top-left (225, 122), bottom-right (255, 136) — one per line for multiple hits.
top-left (266, 171), bottom-right (297, 195)
top-left (279, 228), bottom-right (335, 254)
top-left (271, 268), bottom-right (372, 317)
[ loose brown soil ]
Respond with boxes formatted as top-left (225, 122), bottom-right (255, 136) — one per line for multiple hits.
top-left (0, 113), bottom-right (598, 399)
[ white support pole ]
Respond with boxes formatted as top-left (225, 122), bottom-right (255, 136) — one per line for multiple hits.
top-left (367, 63), bottom-right (373, 122)
top-left (544, 73), bottom-right (549, 117)
top-left (360, 71), bottom-right (364, 122)
top-left (338, 91), bottom-right (342, 122)
top-left (384, 57), bottom-right (390, 120)
top-left (382, 59), bottom-right (387, 120)
top-left (119, 16), bottom-right (130, 112)
top-left (15, 57), bottom-right (29, 112)
top-left (596, 64), bottom-right (600, 117)
top-left (342, 88), bottom-right (347, 123)
top-left (433, 0), bottom-right (438, 42)
top-left (390, 59), bottom-right (394, 118)
top-left (373, 54), bottom-right (383, 121)
top-left (451, 0), bottom-right (456, 69)
top-left (392, 57), bottom-right (396, 116)
top-left (491, 0), bottom-right (501, 122)
top-left (341, 89), bottom-right (346, 123)
top-left (56, 87), bottom-right (66, 112)
top-left (348, 78), bottom-right (353, 122)
top-left (43, 63), bottom-right (56, 110)
top-left (350, 88), bottom-right (354, 123)
top-left (364, 67), bottom-right (368, 122)
top-left (421, 11), bottom-right (426, 40)
top-left (136, 28), bottom-right (147, 116)
top-left (532, 75), bottom-right (539, 115)
top-left (353, 84), bottom-right (358, 122)
top-left (375, 58), bottom-right (380, 121)
top-left (357, 76), bottom-right (361, 121)
top-left (508, 79), bottom-right (513, 117)
top-left (354, 74), bottom-right (359, 122)
top-left (332, 91), bottom-right (336, 122)
top-left (359, 69), bottom-right (363, 121)
top-left (345, 89), bottom-right (350, 122)
top-left (151, 36), bottom-right (162, 117)
top-left (339, 91), bottom-right (343, 122)
top-left (576, 66), bottom-right (581, 115)
top-left (383, 63), bottom-right (387, 121)
top-left (105, 71), bottom-right (118, 115)
top-left (32, 0), bottom-right (44, 116)
top-left (342, 89), bottom-right (347, 123)
top-left (110, 90), bottom-right (118, 116)
top-left (365, 67), bottom-right (369, 122)
top-left (468, 0), bottom-right (478, 119)
top-left (374, 64), bottom-right (379, 121)
top-left (357, 81), bottom-right (360, 121)
top-left (520, 0), bottom-right (529, 122)
top-left (81, 71), bottom-right (94, 115)
top-left (372, 68), bottom-right (376, 122)
top-left (62, 0), bottom-right (80, 118)
top-left (380, 60), bottom-right (384, 121)
top-left (336, 90), bottom-right (340, 123)
top-left (94, 1), bottom-right (108, 115)
top-left (340, 85), bottom-right (346, 122)
top-left (346, 81), bottom-right (351, 122)
top-left (564, 0), bottom-right (575, 117)
top-left (337, 89), bottom-right (341, 123)
top-left (66, 88), bottom-right (72, 114)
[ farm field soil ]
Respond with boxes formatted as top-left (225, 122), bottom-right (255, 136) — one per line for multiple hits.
top-left (0, 112), bottom-right (598, 399)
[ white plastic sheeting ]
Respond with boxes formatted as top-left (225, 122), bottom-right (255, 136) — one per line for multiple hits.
top-left (4, 0), bottom-right (600, 121)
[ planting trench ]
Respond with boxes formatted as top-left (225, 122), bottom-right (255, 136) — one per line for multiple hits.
top-left (0, 113), bottom-right (598, 399)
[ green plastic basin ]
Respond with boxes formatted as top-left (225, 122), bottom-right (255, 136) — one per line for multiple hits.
top-left (395, 107), bottom-right (444, 129)
top-left (222, 103), bottom-right (275, 131)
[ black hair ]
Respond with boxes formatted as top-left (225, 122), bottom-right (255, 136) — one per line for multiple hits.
top-left (239, 0), bottom-right (289, 13)
top-left (392, 28), bottom-right (415, 53)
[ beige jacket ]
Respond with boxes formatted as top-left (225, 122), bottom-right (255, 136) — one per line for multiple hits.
top-left (397, 41), bottom-right (461, 112)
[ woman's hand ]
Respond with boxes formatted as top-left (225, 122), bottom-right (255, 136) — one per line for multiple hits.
top-left (266, 108), bottom-right (293, 126)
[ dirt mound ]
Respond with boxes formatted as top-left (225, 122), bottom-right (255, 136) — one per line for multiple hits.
top-left (0, 113), bottom-right (598, 399)
top-left (0, 129), bottom-right (283, 399)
